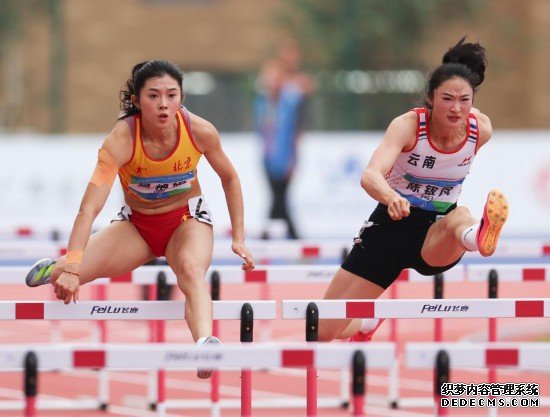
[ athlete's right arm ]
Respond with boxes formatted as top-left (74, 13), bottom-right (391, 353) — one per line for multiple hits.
top-left (55, 121), bottom-right (132, 304)
top-left (360, 111), bottom-right (416, 220)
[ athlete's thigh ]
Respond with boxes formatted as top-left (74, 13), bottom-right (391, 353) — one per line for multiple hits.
top-left (77, 220), bottom-right (155, 284)
top-left (164, 219), bottom-right (214, 277)
top-left (421, 214), bottom-right (465, 266)
top-left (324, 268), bottom-right (385, 300)
top-left (320, 268), bottom-right (385, 333)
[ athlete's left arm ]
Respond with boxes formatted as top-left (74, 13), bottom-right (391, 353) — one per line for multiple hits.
top-left (190, 113), bottom-right (255, 270)
top-left (471, 108), bottom-right (493, 150)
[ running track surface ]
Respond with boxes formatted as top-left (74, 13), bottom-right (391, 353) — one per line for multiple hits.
top-left (0, 279), bottom-right (549, 416)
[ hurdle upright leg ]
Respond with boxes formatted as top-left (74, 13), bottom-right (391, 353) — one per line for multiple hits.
top-left (147, 282), bottom-right (158, 410)
top-left (210, 271), bottom-right (221, 417)
top-left (241, 303), bottom-right (254, 417)
top-left (24, 352), bottom-right (37, 417)
top-left (435, 350), bottom-right (450, 417)
top-left (306, 302), bottom-right (319, 416)
top-left (388, 281), bottom-right (400, 409)
top-left (487, 269), bottom-right (499, 417)
top-left (94, 284), bottom-right (110, 410)
top-left (351, 350), bottom-right (366, 416)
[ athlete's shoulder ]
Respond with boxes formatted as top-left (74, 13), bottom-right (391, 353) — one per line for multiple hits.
top-left (102, 120), bottom-right (134, 166)
top-left (470, 108), bottom-right (492, 144)
top-left (186, 111), bottom-right (220, 152)
top-left (470, 108), bottom-right (491, 127)
top-left (187, 111), bottom-right (217, 135)
top-left (388, 110), bottom-right (418, 133)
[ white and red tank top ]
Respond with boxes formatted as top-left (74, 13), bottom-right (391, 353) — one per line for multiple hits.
top-left (385, 108), bottom-right (479, 213)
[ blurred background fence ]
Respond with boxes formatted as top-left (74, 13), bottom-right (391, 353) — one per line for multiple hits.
top-left (0, 0), bottom-right (548, 238)
top-left (1, 0), bottom-right (549, 133)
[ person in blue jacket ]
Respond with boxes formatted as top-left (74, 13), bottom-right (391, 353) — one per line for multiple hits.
top-left (254, 40), bottom-right (314, 239)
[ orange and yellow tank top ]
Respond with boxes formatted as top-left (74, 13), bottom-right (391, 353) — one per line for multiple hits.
top-left (118, 108), bottom-right (202, 203)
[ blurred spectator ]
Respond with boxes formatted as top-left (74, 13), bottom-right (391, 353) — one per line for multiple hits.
top-left (254, 40), bottom-right (314, 239)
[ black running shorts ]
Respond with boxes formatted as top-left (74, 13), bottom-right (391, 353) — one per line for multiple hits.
top-left (341, 203), bottom-right (462, 289)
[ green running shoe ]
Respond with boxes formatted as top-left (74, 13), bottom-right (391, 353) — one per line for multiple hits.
top-left (26, 258), bottom-right (56, 287)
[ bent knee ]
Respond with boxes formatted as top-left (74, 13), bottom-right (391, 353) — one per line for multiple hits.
top-left (452, 206), bottom-right (472, 219)
top-left (175, 262), bottom-right (207, 292)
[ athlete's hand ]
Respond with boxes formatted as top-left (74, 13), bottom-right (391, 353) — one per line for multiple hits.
top-left (386, 194), bottom-right (411, 221)
top-left (53, 272), bottom-right (80, 304)
top-left (232, 241), bottom-right (255, 271)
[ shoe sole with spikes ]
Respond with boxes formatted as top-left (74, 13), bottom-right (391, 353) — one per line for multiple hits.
top-left (477, 190), bottom-right (509, 257)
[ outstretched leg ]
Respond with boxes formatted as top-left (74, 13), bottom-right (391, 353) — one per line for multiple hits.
top-left (26, 220), bottom-right (155, 291)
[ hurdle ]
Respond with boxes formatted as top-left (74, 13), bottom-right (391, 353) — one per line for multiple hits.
top-left (406, 342), bottom-right (550, 369)
top-left (378, 266), bottom-right (550, 412)
top-left (0, 300), bottom-right (276, 320)
top-left (463, 264), bottom-right (550, 417)
top-left (282, 298), bottom-right (550, 320)
top-left (466, 264), bottom-right (550, 282)
top-left (0, 342), bottom-right (396, 417)
top-left (0, 300), bottom-right (275, 415)
top-left (283, 299), bottom-right (550, 414)
top-left (0, 264), bottom-right (464, 411)
top-left (406, 342), bottom-right (550, 413)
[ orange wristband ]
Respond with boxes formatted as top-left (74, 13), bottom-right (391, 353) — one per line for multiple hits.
top-left (66, 250), bottom-right (83, 265)
top-left (63, 270), bottom-right (80, 277)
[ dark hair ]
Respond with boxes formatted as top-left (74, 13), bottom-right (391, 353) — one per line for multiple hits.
top-left (118, 60), bottom-right (184, 119)
top-left (423, 37), bottom-right (487, 108)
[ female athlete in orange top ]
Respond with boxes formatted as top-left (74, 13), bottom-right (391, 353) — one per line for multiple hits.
top-left (26, 60), bottom-right (255, 378)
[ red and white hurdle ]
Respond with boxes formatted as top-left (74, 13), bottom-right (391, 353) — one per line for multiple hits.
top-left (407, 342), bottom-right (550, 369)
top-left (0, 300), bottom-right (276, 320)
top-left (282, 298), bottom-right (550, 319)
top-left (406, 342), bottom-right (550, 414)
top-left (0, 342), bottom-right (396, 417)
top-left (467, 264), bottom-right (550, 282)
top-left (0, 300), bottom-right (275, 416)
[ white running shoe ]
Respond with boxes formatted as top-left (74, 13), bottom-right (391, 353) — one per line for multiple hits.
top-left (196, 336), bottom-right (222, 379)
